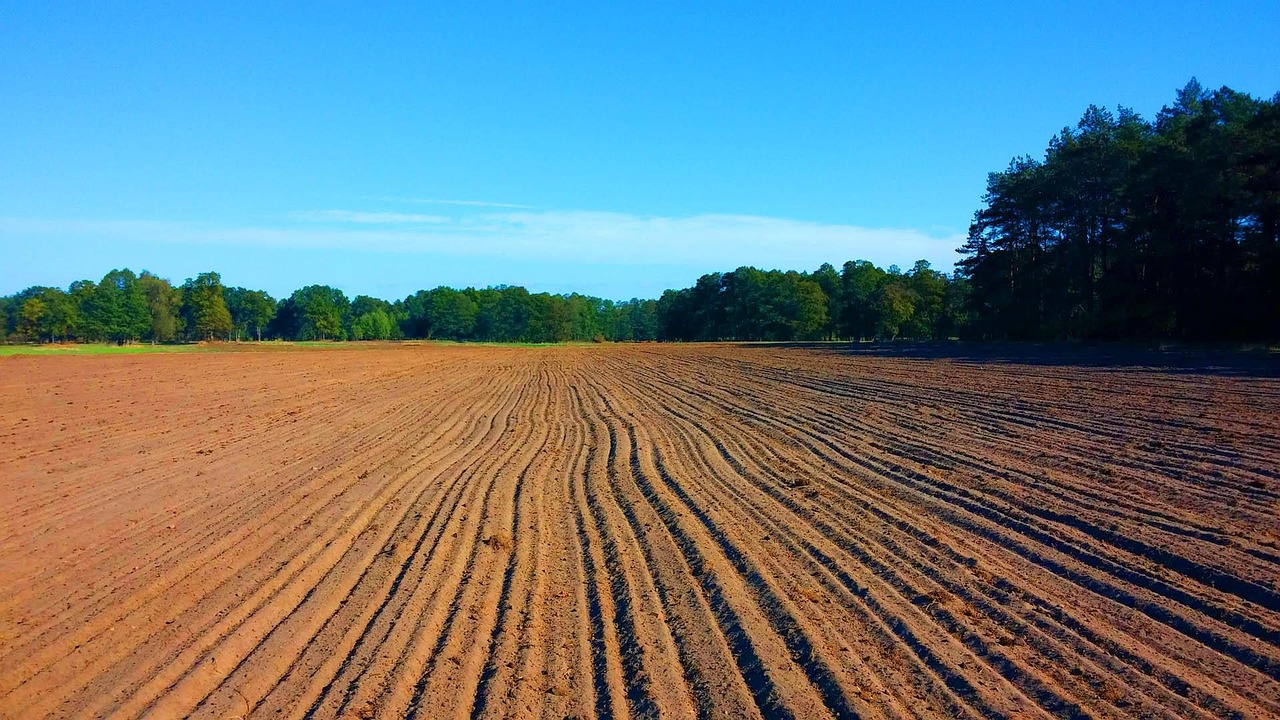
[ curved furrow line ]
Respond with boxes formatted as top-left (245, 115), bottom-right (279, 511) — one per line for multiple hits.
top-left (563, 380), bottom-right (665, 716)
top-left (619, 351), bottom-right (1269, 712)
top-left (701, 421), bottom-right (1240, 719)
top-left (586, 374), bottom-right (845, 720)
top-left (600, 361), bottom-right (1006, 719)
top-left (119, 411), bottom-right (512, 720)
top-left (851, 401), bottom-right (1276, 530)
top-left (320, 362), bottom-right (538, 719)
top-left (581, 368), bottom-right (778, 717)
top-left (728, 356), bottom-right (1280, 514)
top-left (721, 345), bottom-right (1280, 517)
top-left (538, 373), bottom-right (606, 719)
top-left (401, 364), bottom-right (560, 719)
top-left (574, 366), bottom-right (749, 718)
top-left (842, 453), bottom-right (1280, 706)
top-left (805, 389), bottom-right (1280, 596)
top-left (850, 433), bottom-right (1274, 697)
top-left (632, 356), bottom-right (1233, 717)
top-left (581, 379), bottom-right (788, 712)
top-left (888, 436), bottom-right (1239, 547)
top-left (569, 432), bottom-right (626, 720)
top-left (841, 447), bottom-right (1280, 675)
top-left (676, 353), bottom-right (1279, 524)
top-left (639, 354), bottom-right (1280, 683)
top-left (469, 367), bottom-right (560, 720)
top-left (490, 362), bottom-right (578, 719)
top-left (80, 364), bottom-right (518, 717)
top-left (272, 416), bottom-right (499, 719)
top-left (762, 399), bottom-right (1280, 707)
top-left (569, 379), bottom-right (770, 720)
top-left (690, 351), bottom-right (1275, 489)
top-left (304, 369), bottom-right (540, 720)
top-left (625, 382), bottom-right (1057, 717)
top-left (0, 356), bottom-right (429, 533)
top-left (627, 431), bottom-right (836, 719)
top-left (267, 369), bottom-right (527, 718)
top-left (862, 434), bottom-right (1280, 628)
top-left (0, 363), bottom-right (494, 702)
top-left (854, 423), bottom-right (1279, 588)
top-left (0, 362), bottom-right (474, 628)
top-left (0, 372), bottom-right (490, 711)
top-left (200, 370), bottom-right (529, 718)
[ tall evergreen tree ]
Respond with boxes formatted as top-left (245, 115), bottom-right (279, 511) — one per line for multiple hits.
top-left (960, 79), bottom-right (1279, 342)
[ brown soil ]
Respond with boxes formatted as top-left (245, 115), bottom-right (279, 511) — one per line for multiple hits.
top-left (1, 343), bottom-right (1277, 719)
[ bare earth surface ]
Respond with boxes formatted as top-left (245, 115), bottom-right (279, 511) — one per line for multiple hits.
top-left (1, 343), bottom-right (1278, 719)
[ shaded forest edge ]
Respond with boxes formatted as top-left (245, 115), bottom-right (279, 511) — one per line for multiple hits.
top-left (4, 79), bottom-right (1277, 346)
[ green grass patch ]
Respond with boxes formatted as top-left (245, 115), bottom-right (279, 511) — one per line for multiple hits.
top-left (0, 339), bottom-right (614, 357)
top-left (0, 341), bottom-right (361, 356)
top-left (0, 343), bottom-right (208, 356)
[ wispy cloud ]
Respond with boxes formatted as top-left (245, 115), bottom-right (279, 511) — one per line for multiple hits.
top-left (291, 209), bottom-right (450, 224)
top-left (370, 196), bottom-right (534, 209)
top-left (0, 210), bottom-right (964, 272)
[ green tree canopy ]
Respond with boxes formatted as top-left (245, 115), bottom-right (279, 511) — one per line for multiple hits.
top-left (225, 287), bottom-right (276, 341)
top-left (274, 285), bottom-right (349, 340)
top-left (81, 270), bottom-right (151, 344)
top-left (180, 272), bottom-right (233, 340)
top-left (351, 310), bottom-right (393, 340)
top-left (137, 272), bottom-right (182, 342)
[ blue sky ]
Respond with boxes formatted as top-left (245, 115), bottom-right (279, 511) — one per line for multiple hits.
top-left (3, 2), bottom-right (1278, 301)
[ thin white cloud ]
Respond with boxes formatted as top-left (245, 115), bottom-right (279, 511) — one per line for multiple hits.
top-left (291, 209), bottom-right (450, 224)
top-left (371, 196), bottom-right (534, 209)
top-left (0, 210), bottom-right (964, 273)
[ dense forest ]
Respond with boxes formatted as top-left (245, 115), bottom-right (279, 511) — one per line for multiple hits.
top-left (960, 80), bottom-right (1279, 342)
top-left (3, 80), bottom-right (1276, 346)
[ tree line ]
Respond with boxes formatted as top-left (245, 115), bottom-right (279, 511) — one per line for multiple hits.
top-left (1, 258), bottom-right (966, 345)
top-left (656, 260), bottom-right (967, 341)
top-left (0, 270), bottom-right (662, 344)
top-left (960, 79), bottom-right (1279, 342)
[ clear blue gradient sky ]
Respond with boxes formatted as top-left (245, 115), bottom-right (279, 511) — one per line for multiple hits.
top-left (3, 2), bottom-right (1278, 300)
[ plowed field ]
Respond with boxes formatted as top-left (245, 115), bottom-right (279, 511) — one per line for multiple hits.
top-left (1, 344), bottom-right (1278, 719)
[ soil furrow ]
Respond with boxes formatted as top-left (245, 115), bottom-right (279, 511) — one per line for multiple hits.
top-left (2, 343), bottom-right (1276, 720)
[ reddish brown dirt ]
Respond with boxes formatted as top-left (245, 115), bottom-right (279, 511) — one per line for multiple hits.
top-left (1, 343), bottom-right (1277, 719)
